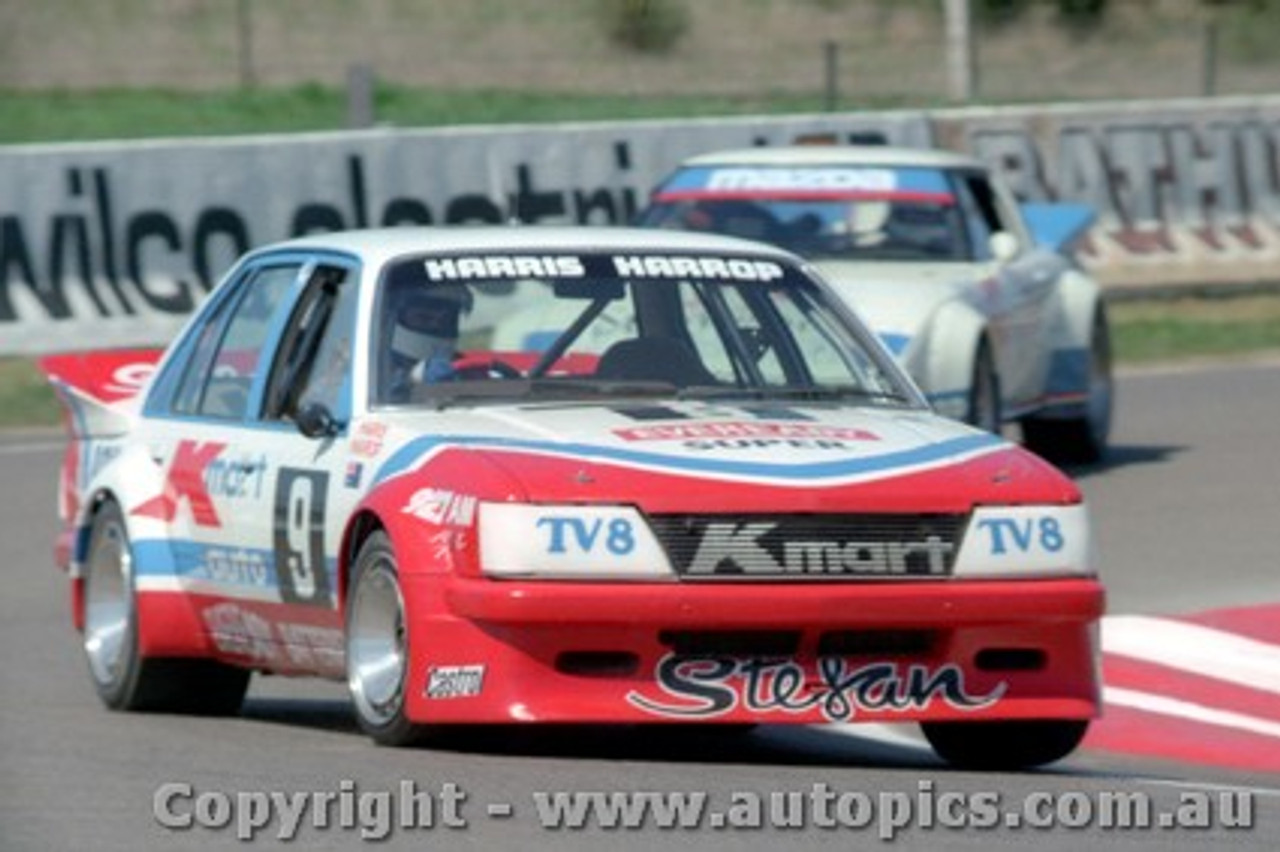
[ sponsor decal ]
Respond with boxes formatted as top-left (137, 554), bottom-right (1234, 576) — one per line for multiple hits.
top-left (683, 438), bottom-right (857, 451)
top-left (86, 443), bottom-right (122, 480)
top-left (104, 361), bottom-right (156, 397)
top-left (537, 515), bottom-right (635, 556)
top-left (343, 461), bottom-right (363, 489)
top-left (627, 656), bottom-right (1005, 722)
top-left (707, 167), bottom-right (897, 193)
top-left (132, 440), bottom-right (227, 527)
top-left (423, 255), bottom-right (585, 281)
top-left (194, 546), bottom-right (271, 588)
top-left (350, 421), bottom-right (388, 458)
top-left (200, 603), bottom-right (342, 672)
top-left (277, 622), bottom-right (344, 673)
top-left (614, 422), bottom-right (878, 442)
top-left (610, 255), bottom-right (783, 282)
top-left (205, 453), bottom-right (267, 501)
top-left (425, 665), bottom-right (486, 700)
top-left (201, 602), bottom-right (279, 665)
top-left (402, 488), bottom-right (478, 527)
top-left (684, 521), bottom-right (954, 577)
top-left (131, 442), bottom-right (265, 528)
top-left (975, 515), bottom-right (1065, 556)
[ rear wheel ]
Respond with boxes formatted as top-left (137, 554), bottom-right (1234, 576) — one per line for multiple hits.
top-left (1022, 307), bottom-right (1113, 465)
top-left (964, 339), bottom-right (1002, 434)
top-left (84, 501), bottom-right (249, 714)
top-left (346, 532), bottom-right (427, 746)
top-left (921, 719), bottom-right (1089, 770)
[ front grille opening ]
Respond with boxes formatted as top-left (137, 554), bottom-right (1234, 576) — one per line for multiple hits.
top-left (818, 630), bottom-right (936, 657)
top-left (975, 648), bottom-right (1047, 672)
top-left (647, 513), bottom-right (968, 579)
top-left (554, 651), bottom-right (640, 678)
top-left (659, 630), bottom-right (801, 657)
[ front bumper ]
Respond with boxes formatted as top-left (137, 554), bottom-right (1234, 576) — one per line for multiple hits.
top-left (402, 576), bottom-right (1104, 726)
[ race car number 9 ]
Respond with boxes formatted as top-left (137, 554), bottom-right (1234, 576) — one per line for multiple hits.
top-left (273, 469), bottom-right (332, 606)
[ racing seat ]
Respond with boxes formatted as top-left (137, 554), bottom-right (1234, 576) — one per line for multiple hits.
top-left (594, 337), bottom-right (718, 388)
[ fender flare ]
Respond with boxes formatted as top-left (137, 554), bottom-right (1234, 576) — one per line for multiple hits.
top-left (69, 444), bottom-right (210, 656)
top-left (1041, 268), bottom-right (1106, 408)
top-left (909, 299), bottom-right (990, 422)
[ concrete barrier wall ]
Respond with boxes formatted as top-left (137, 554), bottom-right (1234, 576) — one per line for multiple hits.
top-left (0, 113), bottom-right (927, 355)
top-left (3, 97), bottom-right (1279, 355)
top-left (933, 96), bottom-right (1280, 294)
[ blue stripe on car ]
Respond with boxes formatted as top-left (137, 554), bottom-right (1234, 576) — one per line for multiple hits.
top-left (372, 431), bottom-right (1004, 487)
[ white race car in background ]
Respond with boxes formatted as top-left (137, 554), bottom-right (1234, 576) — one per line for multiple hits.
top-left (639, 146), bottom-right (1113, 464)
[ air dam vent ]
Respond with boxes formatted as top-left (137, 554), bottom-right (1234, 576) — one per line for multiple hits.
top-left (975, 648), bottom-right (1047, 672)
top-left (555, 651), bottom-right (640, 678)
top-left (659, 630), bottom-right (802, 657)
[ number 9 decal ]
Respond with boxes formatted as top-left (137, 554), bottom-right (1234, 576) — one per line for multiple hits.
top-left (273, 468), bottom-right (331, 606)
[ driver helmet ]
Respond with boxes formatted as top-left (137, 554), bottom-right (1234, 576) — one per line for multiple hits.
top-left (390, 284), bottom-right (474, 362)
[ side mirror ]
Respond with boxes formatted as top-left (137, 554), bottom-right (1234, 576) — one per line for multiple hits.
top-left (296, 402), bottom-right (340, 439)
top-left (988, 231), bottom-right (1020, 263)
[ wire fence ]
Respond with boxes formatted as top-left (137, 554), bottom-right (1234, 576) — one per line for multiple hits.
top-left (1, 1), bottom-right (1277, 106)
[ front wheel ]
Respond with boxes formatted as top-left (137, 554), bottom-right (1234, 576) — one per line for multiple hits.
top-left (83, 501), bottom-right (249, 714)
top-left (921, 719), bottom-right (1089, 770)
top-left (1023, 306), bottom-right (1113, 465)
top-left (346, 531), bottom-right (427, 746)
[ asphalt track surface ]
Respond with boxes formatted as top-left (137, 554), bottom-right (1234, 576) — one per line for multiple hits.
top-left (2, 359), bottom-right (1278, 851)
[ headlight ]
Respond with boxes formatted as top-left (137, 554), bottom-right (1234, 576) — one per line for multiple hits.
top-left (952, 504), bottom-right (1094, 578)
top-left (478, 503), bottom-right (674, 580)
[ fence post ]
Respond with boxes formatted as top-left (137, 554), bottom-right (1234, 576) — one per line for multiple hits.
top-left (236, 0), bottom-right (255, 89)
top-left (1202, 17), bottom-right (1218, 97)
top-left (824, 40), bottom-right (839, 112)
top-left (347, 64), bottom-right (376, 129)
top-left (942, 0), bottom-right (975, 102)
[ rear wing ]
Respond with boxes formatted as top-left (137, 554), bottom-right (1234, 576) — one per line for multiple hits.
top-left (37, 349), bottom-right (164, 569)
top-left (1019, 202), bottom-right (1097, 255)
top-left (37, 349), bottom-right (164, 438)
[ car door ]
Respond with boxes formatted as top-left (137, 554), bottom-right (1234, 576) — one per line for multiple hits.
top-left (234, 256), bottom-right (365, 676)
top-left (136, 254), bottom-right (361, 675)
top-left (954, 171), bottom-right (1059, 410)
top-left (135, 257), bottom-right (307, 671)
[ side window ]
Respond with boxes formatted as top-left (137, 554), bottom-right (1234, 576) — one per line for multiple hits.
top-left (172, 264), bottom-right (300, 418)
top-left (955, 174), bottom-right (1005, 261)
top-left (264, 265), bottom-right (357, 423)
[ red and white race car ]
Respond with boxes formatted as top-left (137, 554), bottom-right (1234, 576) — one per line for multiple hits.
top-left (41, 226), bottom-right (1103, 769)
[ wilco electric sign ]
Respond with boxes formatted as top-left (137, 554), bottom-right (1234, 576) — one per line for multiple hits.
top-left (0, 152), bottom-right (639, 329)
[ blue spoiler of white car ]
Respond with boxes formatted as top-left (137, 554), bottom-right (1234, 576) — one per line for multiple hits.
top-left (1019, 202), bottom-right (1097, 254)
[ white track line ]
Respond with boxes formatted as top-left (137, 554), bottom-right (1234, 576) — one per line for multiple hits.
top-left (1105, 686), bottom-right (1280, 741)
top-left (1102, 616), bottom-right (1280, 695)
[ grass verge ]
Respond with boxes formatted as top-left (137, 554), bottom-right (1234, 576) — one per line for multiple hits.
top-left (4, 293), bottom-right (1279, 431)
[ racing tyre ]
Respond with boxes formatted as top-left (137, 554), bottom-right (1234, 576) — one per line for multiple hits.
top-left (920, 719), bottom-right (1089, 770)
top-left (1022, 307), bottom-right (1113, 465)
top-left (347, 532), bottom-right (426, 746)
top-left (83, 501), bottom-right (249, 715)
top-left (964, 338), bottom-right (1002, 434)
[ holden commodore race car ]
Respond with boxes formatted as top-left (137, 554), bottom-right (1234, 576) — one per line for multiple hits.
top-left (41, 226), bottom-right (1103, 770)
top-left (638, 146), bottom-right (1113, 464)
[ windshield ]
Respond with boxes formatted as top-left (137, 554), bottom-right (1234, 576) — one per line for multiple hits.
top-left (639, 165), bottom-right (972, 263)
top-left (369, 250), bottom-right (919, 409)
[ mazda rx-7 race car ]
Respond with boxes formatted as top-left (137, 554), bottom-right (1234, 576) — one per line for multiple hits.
top-left (41, 226), bottom-right (1103, 769)
top-left (638, 146), bottom-right (1112, 464)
